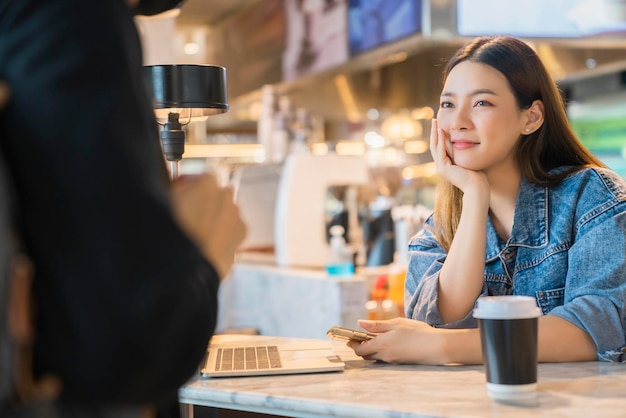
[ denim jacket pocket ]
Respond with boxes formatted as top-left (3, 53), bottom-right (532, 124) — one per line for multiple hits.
top-left (535, 287), bottom-right (565, 315)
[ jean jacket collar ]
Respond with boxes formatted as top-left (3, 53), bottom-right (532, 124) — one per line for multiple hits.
top-left (485, 178), bottom-right (549, 261)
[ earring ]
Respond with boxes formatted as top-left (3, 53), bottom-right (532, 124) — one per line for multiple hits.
top-left (525, 128), bottom-right (530, 132)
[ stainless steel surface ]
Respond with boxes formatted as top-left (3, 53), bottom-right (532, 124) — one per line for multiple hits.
top-left (169, 160), bottom-right (179, 180)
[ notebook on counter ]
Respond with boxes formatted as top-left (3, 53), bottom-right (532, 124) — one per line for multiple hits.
top-left (201, 334), bottom-right (345, 378)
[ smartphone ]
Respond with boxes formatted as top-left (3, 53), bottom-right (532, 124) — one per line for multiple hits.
top-left (326, 326), bottom-right (376, 342)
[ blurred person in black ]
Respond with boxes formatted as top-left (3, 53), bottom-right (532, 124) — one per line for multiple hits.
top-left (0, 0), bottom-right (246, 416)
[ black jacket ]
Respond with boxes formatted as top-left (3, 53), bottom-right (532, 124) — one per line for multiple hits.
top-left (0, 0), bottom-right (219, 414)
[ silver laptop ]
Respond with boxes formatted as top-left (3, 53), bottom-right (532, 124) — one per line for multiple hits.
top-left (201, 334), bottom-right (345, 378)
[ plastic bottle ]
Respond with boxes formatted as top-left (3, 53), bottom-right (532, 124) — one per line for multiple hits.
top-left (326, 225), bottom-right (355, 278)
top-left (387, 254), bottom-right (407, 317)
top-left (366, 275), bottom-right (398, 320)
top-left (366, 275), bottom-right (386, 320)
top-left (389, 205), bottom-right (412, 317)
top-left (290, 108), bottom-right (312, 155)
top-left (257, 85), bottom-right (276, 162)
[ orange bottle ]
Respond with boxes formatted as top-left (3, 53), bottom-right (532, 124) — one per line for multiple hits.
top-left (366, 275), bottom-right (399, 320)
top-left (387, 258), bottom-right (406, 318)
top-left (366, 275), bottom-right (388, 320)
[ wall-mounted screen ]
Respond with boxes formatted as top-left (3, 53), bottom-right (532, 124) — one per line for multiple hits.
top-left (348, 0), bottom-right (422, 56)
top-left (457, 0), bottom-right (626, 38)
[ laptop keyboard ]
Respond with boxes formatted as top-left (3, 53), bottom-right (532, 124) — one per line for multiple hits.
top-left (216, 346), bottom-right (283, 371)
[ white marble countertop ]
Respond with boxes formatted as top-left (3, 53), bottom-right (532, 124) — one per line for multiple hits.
top-left (179, 335), bottom-right (626, 418)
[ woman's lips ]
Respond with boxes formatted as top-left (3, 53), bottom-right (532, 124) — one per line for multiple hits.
top-left (452, 140), bottom-right (479, 150)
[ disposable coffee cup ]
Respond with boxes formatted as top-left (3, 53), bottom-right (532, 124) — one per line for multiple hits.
top-left (473, 296), bottom-right (542, 402)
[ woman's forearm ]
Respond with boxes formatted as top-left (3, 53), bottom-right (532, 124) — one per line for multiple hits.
top-left (538, 315), bottom-right (596, 362)
top-left (440, 315), bottom-right (596, 365)
top-left (441, 328), bottom-right (483, 365)
top-left (438, 190), bottom-right (489, 323)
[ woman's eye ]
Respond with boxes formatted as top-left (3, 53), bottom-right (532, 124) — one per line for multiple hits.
top-left (440, 101), bottom-right (453, 109)
top-left (474, 100), bottom-right (491, 107)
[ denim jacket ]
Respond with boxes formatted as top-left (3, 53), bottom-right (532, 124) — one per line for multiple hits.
top-left (405, 167), bottom-right (626, 362)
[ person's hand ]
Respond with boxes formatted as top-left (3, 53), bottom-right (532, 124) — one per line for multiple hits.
top-left (171, 173), bottom-right (247, 279)
top-left (430, 118), bottom-right (488, 194)
top-left (0, 81), bottom-right (9, 109)
top-left (346, 318), bottom-right (448, 365)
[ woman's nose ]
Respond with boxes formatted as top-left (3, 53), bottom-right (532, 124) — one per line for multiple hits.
top-left (449, 107), bottom-right (472, 131)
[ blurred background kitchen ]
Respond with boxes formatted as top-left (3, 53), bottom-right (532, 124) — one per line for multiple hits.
top-left (135, 0), bottom-right (626, 338)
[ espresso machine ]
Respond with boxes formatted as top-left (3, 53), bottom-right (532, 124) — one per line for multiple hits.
top-left (274, 153), bottom-right (369, 268)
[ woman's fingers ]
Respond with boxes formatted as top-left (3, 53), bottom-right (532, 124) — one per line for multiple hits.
top-left (357, 319), bottom-right (396, 333)
top-left (429, 118), bottom-right (438, 157)
top-left (430, 118), bottom-right (451, 170)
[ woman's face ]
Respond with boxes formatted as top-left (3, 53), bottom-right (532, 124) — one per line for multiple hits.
top-left (436, 61), bottom-right (528, 174)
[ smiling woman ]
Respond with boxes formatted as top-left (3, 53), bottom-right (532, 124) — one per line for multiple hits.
top-left (437, 61), bottom-right (544, 174)
top-left (346, 36), bottom-right (626, 368)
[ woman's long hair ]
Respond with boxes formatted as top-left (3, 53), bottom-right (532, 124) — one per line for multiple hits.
top-left (434, 36), bottom-right (605, 251)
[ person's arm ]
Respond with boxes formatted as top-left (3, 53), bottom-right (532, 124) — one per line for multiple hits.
top-left (537, 315), bottom-right (596, 362)
top-left (171, 174), bottom-right (246, 279)
top-left (348, 318), bottom-right (479, 365)
top-left (405, 217), bottom-right (486, 329)
top-left (0, 0), bottom-right (243, 405)
top-left (545, 171), bottom-right (626, 361)
top-left (349, 315), bottom-right (596, 365)
top-left (445, 315), bottom-right (595, 364)
top-left (437, 188), bottom-right (489, 322)
top-left (429, 119), bottom-right (490, 323)
top-left (442, 315), bottom-right (595, 364)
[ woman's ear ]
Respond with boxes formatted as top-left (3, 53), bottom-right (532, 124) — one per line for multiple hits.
top-left (522, 100), bottom-right (545, 135)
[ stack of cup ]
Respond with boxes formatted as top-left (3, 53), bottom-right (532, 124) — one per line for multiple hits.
top-left (473, 296), bottom-right (542, 402)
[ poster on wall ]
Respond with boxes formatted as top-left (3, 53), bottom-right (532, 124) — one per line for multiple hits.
top-left (282, 0), bottom-right (349, 82)
top-left (348, 0), bottom-right (422, 56)
top-left (213, 0), bottom-right (285, 98)
top-left (457, 0), bottom-right (626, 38)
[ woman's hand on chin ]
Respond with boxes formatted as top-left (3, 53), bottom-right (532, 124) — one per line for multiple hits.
top-left (430, 119), bottom-right (488, 194)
